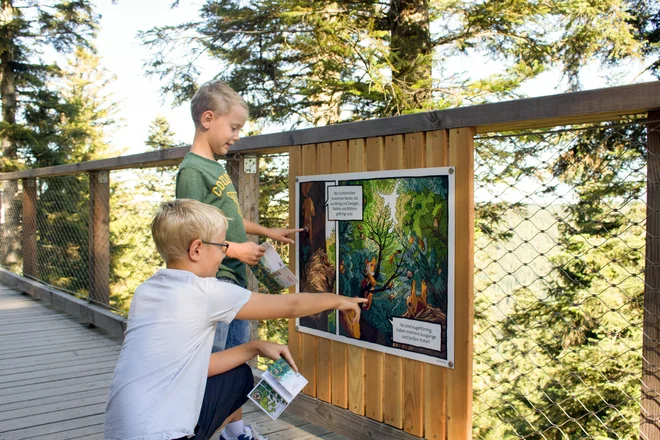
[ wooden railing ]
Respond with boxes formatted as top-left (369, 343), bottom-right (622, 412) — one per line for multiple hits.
top-left (1, 81), bottom-right (659, 440)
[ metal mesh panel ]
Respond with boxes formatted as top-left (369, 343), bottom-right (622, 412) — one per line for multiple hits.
top-left (473, 121), bottom-right (648, 439)
top-left (109, 166), bottom-right (177, 314)
top-left (34, 175), bottom-right (91, 297)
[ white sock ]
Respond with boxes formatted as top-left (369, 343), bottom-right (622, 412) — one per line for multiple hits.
top-left (224, 420), bottom-right (245, 439)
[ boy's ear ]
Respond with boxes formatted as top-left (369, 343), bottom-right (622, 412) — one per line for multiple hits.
top-left (200, 110), bottom-right (214, 129)
top-left (188, 239), bottom-right (203, 261)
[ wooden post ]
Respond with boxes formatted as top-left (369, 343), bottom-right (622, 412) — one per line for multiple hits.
top-left (424, 130), bottom-right (449, 440)
top-left (642, 111), bottom-right (660, 439)
top-left (89, 171), bottom-right (110, 305)
top-left (447, 127), bottom-right (475, 440)
top-left (21, 178), bottom-right (37, 278)
top-left (236, 155), bottom-right (261, 366)
top-left (289, 147), bottom-right (303, 369)
top-left (301, 143), bottom-right (319, 397)
top-left (317, 141), bottom-right (333, 404)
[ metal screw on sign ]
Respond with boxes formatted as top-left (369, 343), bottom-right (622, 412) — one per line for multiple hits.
top-left (449, 167), bottom-right (455, 174)
top-left (448, 361), bottom-right (454, 368)
top-left (244, 156), bottom-right (257, 174)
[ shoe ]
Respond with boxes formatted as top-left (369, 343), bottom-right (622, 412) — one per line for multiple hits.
top-left (220, 423), bottom-right (267, 440)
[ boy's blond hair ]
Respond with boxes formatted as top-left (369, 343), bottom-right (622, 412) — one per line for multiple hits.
top-left (190, 80), bottom-right (248, 127)
top-left (151, 199), bottom-right (229, 262)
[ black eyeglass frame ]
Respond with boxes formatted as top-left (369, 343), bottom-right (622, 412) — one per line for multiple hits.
top-left (201, 241), bottom-right (230, 252)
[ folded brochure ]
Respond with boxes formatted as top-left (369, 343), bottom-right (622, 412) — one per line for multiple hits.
top-left (250, 242), bottom-right (298, 293)
top-left (248, 358), bottom-right (308, 420)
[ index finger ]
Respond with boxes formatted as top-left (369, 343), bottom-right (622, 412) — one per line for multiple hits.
top-left (281, 348), bottom-right (298, 372)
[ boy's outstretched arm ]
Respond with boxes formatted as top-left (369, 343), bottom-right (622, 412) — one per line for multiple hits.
top-left (235, 292), bottom-right (367, 323)
top-left (208, 341), bottom-right (296, 377)
top-left (244, 219), bottom-right (303, 245)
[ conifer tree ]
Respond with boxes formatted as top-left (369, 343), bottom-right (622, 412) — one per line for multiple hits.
top-left (141, 0), bottom-right (643, 127)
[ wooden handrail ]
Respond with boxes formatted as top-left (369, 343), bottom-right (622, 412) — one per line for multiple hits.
top-left (1, 80), bottom-right (659, 181)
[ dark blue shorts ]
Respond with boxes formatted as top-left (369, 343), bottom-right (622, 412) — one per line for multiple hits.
top-left (175, 363), bottom-right (253, 440)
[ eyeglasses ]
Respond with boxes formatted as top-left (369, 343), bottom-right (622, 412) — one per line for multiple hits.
top-left (201, 241), bottom-right (229, 253)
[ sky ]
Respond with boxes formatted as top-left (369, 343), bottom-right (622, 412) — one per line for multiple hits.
top-left (93, 1), bottom-right (655, 157)
top-left (95, 0), bottom-right (210, 155)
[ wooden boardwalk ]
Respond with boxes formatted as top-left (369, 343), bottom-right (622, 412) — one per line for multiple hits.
top-left (0, 285), bottom-right (346, 440)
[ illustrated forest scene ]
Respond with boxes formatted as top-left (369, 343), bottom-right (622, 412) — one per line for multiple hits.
top-left (249, 381), bottom-right (287, 419)
top-left (337, 175), bottom-right (450, 360)
top-left (298, 180), bottom-right (337, 334)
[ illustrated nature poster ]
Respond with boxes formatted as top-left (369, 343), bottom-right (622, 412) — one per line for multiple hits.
top-left (295, 167), bottom-right (455, 367)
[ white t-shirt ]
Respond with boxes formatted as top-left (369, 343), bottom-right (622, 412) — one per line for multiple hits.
top-left (104, 268), bottom-right (251, 440)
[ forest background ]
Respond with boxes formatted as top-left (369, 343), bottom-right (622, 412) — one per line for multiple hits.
top-left (0, 0), bottom-right (658, 438)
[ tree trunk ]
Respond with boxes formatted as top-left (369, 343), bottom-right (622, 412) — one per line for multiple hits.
top-left (0, 0), bottom-right (18, 268)
top-left (1, 0), bottom-right (16, 164)
top-left (389, 0), bottom-right (432, 114)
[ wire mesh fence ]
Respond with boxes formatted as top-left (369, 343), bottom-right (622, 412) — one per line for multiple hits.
top-left (472, 120), bottom-right (649, 439)
top-left (0, 152), bottom-right (292, 324)
top-left (0, 118), bottom-right (655, 435)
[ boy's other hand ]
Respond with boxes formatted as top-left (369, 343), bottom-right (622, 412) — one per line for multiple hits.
top-left (255, 342), bottom-right (298, 372)
top-left (232, 242), bottom-right (266, 265)
top-left (267, 227), bottom-right (304, 245)
top-left (337, 296), bottom-right (368, 324)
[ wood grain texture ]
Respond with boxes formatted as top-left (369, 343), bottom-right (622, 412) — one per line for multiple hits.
top-left (316, 141), bottom-right (334, 404)
top-left (447, 128), bottom-right (475, 440)
top-left (288, 146), bottom-right (303, 370)
top-left (346, 138), bottom-right (367, 415)
top-left (330, 140), bottom-right (349, 408)
top-left (301, 144), bottom-right (319, 397)
top-left (424, 130), bottom-right (449, 440)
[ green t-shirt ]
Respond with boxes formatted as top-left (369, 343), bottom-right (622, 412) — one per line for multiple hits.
top-left (175, 152), bottom-right (248, 287)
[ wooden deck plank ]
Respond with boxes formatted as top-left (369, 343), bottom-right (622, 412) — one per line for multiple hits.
top-left (0, 353), bottom-right (120, 379)
top-left (0, 365), bottom-right (116, 390)
top-left (0, 391), bottom-right (109, 422)
top-left (0, 346), bottom-right (121, 369)
top-left (0, 282), bottom-right (347, 439)
top-left (0, 338), bottom-right (121, 360)
top-left (30, 424), bottom-right (105, 440)
top-left (0, 402), bottom-right (107, 432)
top-left (0, 413), bottom-right (106, 440)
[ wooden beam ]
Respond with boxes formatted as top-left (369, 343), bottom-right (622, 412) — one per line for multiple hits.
top-left (642, 111), bottom-right (660, 439)
top-left (330, 140), bottom-right (349, 409)
top-left (447, 127), bottom-right (475, 440)
top-left (21, 178), bottom-right (37, 278)
top-left (226, 81), bottom-right (660, 149)
top-left (3, 82), bottom-right (659, 181)
top-left (288, 147), bottom-right (302, 371)
top-left (89, 171), bottom-right (110, 306)
top-left (284, 388), bottom-right (423, 440)
top-left (424, 130), bottom-right (449, 440)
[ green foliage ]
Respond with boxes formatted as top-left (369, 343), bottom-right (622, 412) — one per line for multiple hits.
top-left (474, 124), bottom-right (646, 439)
top-left (0, 0), bottom-right (99, 171)
top-left (145, 115), bottom-right (182, 151)
top-left (108, 118), bottom-right (179, 315)
top-left (338, 176), bottom-right (449, 342)
top-left (31, 48), bottom-right (116, 297)
top-left (141, 0), bottom-right (646, 128)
